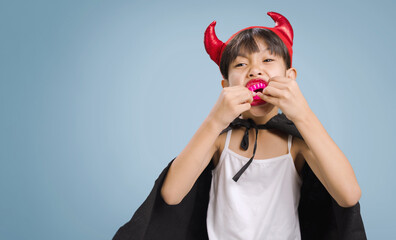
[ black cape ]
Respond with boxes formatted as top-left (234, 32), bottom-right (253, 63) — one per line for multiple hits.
top-left (113, 113), bottom-right (367, 240)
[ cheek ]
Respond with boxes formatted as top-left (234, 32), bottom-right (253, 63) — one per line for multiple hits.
top-left (227, 72), bottom-right (244, 86)
top-left (268, 68), bottom-right (286, 78)
top-left (230, 79), bottom-right (244, 87)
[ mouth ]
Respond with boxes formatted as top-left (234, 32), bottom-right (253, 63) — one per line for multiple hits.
top-left (246, 78), bottom-right (268, 89)
top-left (251, 99), bottom-right (267, 106)
top-left (246, 79), bottom-right (268, 106)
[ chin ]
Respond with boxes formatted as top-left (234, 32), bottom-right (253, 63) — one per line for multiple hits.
top-left (247, 102), bottom-right (274, 117)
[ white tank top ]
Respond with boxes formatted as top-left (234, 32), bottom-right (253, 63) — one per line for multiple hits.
top-left (207, 129), bottom-right (303, 240)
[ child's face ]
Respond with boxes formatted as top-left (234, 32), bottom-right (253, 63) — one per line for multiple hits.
top-left (222, 39), bottom-right (296, 118)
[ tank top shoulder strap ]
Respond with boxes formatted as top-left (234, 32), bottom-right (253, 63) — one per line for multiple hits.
top-left (224, 129), bottom-right (232, 151)
top-left (287, 134), bottom-right (292, 154)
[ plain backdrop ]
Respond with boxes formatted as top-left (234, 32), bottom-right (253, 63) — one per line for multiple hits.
top-left (1, 0), bottom-right (395, 239)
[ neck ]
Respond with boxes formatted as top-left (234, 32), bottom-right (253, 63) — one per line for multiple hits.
top-left (240, 107), bottom-right (280, 125)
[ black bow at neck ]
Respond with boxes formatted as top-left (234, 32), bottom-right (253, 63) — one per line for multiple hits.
top-left (219, 113), bottom-right (298, 182)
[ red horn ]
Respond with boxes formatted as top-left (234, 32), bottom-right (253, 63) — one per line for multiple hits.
top-left (267, 12), bottom-right (293, 47)
top-left (204, 21), bottom-right (225, 66)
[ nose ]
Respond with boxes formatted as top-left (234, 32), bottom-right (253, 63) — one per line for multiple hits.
top-left (248, 63), bottom-right (263, 77)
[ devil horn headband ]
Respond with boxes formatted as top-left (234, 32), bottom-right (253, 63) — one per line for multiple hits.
top-left (204, 12), bottom-right (294, 67)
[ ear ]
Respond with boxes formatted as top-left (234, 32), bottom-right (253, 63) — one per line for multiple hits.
top-left (221, 79), bottom-right (229, 88)
top-left (286, 67), bottom-right (297, 81)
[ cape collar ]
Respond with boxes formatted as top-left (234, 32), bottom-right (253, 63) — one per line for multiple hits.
top-left (220, 113), bottom-right (298, 182)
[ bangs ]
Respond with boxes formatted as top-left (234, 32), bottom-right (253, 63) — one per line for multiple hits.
top-left (228, 35), bottom-right (269, 60)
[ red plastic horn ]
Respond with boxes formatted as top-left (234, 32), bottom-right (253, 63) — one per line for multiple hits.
top-left (204, 12), bottom-right (294, 67)
top-left (204, 21), bottom-right (225, 66)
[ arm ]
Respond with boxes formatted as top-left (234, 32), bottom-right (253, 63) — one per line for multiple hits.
top-left (161, 86), bottom-right (255, 205)
top-left (161, 117), bottom-right (223, 205)
top-left (258, 74), bottom-right (361, 208)
top-left (294, 110), bottom-right (362, 207)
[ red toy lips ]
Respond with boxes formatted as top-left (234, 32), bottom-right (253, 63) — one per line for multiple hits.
top-left (246, 79), bottom-right (268, 106)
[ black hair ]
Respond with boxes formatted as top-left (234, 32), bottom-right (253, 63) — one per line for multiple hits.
top-left (219, 28), bottom-right (291, 80)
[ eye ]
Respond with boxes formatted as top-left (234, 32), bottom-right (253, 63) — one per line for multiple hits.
top-left (263, 59), bottom-right (274, 62)
top-left (235, 63), bottom-right (246, 67)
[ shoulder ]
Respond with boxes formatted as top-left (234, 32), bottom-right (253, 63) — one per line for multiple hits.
top-left (292, 136), bottom-right (311, 163)
top-left (212, 128), bottom-right (247, 167)
top-left (289, 135), bottom-right (308, 176)
top-left (293, 137), bottom-right (314, 160)
top-left (214, 128), bottom-right (245, 153)
top-left (292, 136), bottom-right (305, 155)
top-left (212, 130), bottom-right (228, 168)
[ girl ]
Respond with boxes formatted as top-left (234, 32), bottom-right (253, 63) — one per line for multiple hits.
top-left (113, 12), bottom-right (366, 240)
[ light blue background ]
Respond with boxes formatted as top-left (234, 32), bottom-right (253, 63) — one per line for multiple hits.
top-left (1, 0), bottom-right (395, 239)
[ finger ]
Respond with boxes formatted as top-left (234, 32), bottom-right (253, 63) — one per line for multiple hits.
top-left (258, 93), bottom-right (278, 106)
top-left (232, 89), bottom-right (254, 104)
top-left (228, 85), bottom-right (251, 91)
top-left (265, 81), bottom-right (288, 90)
top-left (236, 102), bottom-right (251, 113)
top-left (240, 91), bottom-right (254, 104)
top-left (268, 76), bottom-right (290, 84)
top-left (261, 86), bottom-right (282, 98)
top-left (225, 86), bottom-right (255, 99)
top-left (223, 87), bottom-right (251, 101)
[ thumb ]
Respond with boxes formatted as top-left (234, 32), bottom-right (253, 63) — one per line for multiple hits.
top-left (237, 102), bottom-right (252, 113)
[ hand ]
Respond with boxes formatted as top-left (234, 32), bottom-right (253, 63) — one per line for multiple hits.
top-left (256, 76), bottom-right (311, 123)
top-left (207, 85), bottom-right (254, 130)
